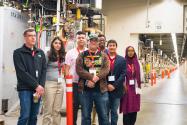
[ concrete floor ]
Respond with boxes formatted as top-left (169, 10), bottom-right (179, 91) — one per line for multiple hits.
top-left (1, 70), bottom-right (187, 125)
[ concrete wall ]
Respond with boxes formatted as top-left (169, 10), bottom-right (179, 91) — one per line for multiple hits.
top-left (0, 7), bottom-right (28, 113)
top-left (103, 0), bottom-right (184, 55)
top-left (0, 7), bottom-right (4, 114)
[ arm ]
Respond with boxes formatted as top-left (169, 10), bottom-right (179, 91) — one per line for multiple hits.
top-left (13, 51), bottom-right (39, 90)
top-left (39, 51), bottom-right (47, 87)
top-left (65, 51), bottom-right (71, 76)
top-left (76, 53), bottom-right (93, 81)
top-left (97, 53), bottom-right (110, 79)
top-left (65, 64), bottom-right (70, 76)
top-left (113, 58), bottom-right (126, 88)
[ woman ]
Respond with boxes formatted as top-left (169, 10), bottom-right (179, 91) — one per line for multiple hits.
top-left (120, 46), bottom-right (141, 125)
top-left (43, 37), bottom-right (66, 125)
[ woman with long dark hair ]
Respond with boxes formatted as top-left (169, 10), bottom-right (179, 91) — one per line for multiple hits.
top-left (120, 46), bottom-right (141, 125)
top-left (43, 37), bottom-right (66, 125)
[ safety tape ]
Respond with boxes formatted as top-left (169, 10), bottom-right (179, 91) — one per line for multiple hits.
top-left (66, 87), bottom-right (73, 92)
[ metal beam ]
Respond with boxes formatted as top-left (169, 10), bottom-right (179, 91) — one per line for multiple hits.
top-left (181, 34), bottom-right (187, 57)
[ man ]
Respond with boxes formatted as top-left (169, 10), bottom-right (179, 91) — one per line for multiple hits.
top-left (98, 34), bottom-right (107, 53)
top-left (65, 31), bottom-right (87, 125)
top-left (91, 34), bottom-right (108, 125)
top-left (106, 40), bottom-right (126, 125)
top-left (76, 35), bottom-right (110, 125)
top-left (13, 28), bottom-right (46, 125)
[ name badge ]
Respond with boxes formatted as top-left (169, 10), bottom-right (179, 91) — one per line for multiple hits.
top-left (108, 76), bottom-right (115, 82)
top-left (89, 68), bottom-right (97, 76)
top-left (36, 70), bottom-right (38, 78)
top-left (129, 80), bottom-right (135, 85)
top-left (58, 77), bottom-right (63, 83)
top-left (136, 87), bottom-right (142, 95)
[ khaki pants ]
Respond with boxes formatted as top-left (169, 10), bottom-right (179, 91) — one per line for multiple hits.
top-left (42, 81), bottom-right (64, 125)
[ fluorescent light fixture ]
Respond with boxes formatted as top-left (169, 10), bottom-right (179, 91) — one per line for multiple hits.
top-left (160, 34), bottom-right (162, 45)
top-left (151, 41), bottom-right (153, 48)
top-left (171, 33), bottom-right (179, 66)
top-left (95, 0), bottom-right (102, 9)
top-left (160, 39), bottom-right (162, 45)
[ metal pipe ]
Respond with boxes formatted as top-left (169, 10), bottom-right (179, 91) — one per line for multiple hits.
top-left (56, 0), bottom-right (61, 34)
top-left (100, 14), bottom-right (103, 32)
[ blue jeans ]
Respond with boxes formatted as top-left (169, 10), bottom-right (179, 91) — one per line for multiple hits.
top-left (73, 83), bottom-right (81, 125)
top-left (17, 91), bottom-right (41, 125)
top-left (80, 91), bottom-right (109, 125)
top-left (108, 97), bottom-right (120, 125)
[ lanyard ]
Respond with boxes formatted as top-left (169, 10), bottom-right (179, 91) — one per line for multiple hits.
top-left (32, 51), bottom-right (35, 57)
top-left (88, 50), bottom-right (98, 67)
top-left (128, 64), bottom-right (135, 78)
top-left (107, 54), bottom-right (116, 72)
top-left (58, 59), bottom-right (62, 76)
top-left (77, 48), bottom-right (80, 54)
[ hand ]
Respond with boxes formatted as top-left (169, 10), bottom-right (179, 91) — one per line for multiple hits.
top-left (87, 81), bottom-right (95, 88)
top-left (34, 92), bottom-right (41, 98)
top-left (92, 76), bottom-right (99, 83)
top-left (35, 85), bottom-right (44, 96)
top-left (124, 84), bottom-right (128, 92)
top-left (108, 84), bottom-right (115, 92)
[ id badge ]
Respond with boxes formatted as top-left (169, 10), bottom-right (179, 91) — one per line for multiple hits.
top-left (89, 68), bottom-right (97, 76)
top-left (36, 70), bottom-right (39, 78)
top-left (108, 76), bottom-right (115, 82)
top-left (129, 80), bottom-right (135, 85)
top-left (58, 77), bottom-right (63, 83)
top-left (136, 87), bottom-right (142, 95)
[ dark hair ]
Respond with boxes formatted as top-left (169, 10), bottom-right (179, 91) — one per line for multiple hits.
top-left (98, 34), bottom-right (106, 38)
top-left (23, 28), bottom-right (35, 36)
top-left (76, 31), bottom-right (86, 36)
top-left (107, 39), bottom-right (118, 47)
top-left (48, 37), bottom-right (65, 62)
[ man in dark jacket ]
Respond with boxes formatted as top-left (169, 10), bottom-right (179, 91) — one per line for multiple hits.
top-left (76, 35), bottom-right (110, 125)
top-left (13, 28), bottom-right (46, 125)
top-left (106, 40), bottom-right (126, 125)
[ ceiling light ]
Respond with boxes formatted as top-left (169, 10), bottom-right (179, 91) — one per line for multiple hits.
top-left (160, 39), bottom-right (162, 45)
top-left (95, 0), bottom-right (102, 9)
top-left (160, 34), bottom-right (162, 45)
top-left (171, 33), bottom-right (179, 66)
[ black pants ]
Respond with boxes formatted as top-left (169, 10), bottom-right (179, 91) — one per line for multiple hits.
top-left (123, 112), bottom-right (137, 125)
top-left (73, 83), bottom-right (81, 125)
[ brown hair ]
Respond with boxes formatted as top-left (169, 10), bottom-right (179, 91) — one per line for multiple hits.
top-left (76, 31), bottom-right (86, 36)
top-left (107, 39), bottom-right (118, 47)
top-left (48, 36), bottom-right (65, 62)
top-left (23, 28), bottom-right (35, 37)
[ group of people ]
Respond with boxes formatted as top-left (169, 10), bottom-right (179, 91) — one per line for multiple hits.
top-left (13, 28), bottom-right (142, 125)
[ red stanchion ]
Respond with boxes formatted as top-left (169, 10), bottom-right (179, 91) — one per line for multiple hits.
top-left (167, 69), bottom-right (170, 79)
top-left (151, 72), bottom-right (154, 86)
top-left (153, 72), bottom-right (156, 84)
top-left (151, 70), bottom-right (156, 86)
top-left (65, 75), bottom-right (73, 125)
top-left (161, 70), bottom-right (165, 79)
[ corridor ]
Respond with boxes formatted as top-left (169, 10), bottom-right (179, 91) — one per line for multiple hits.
top-left (2, 69), bottom-right (187, 125)
top-left (136, 70), bottom-right (187, 125)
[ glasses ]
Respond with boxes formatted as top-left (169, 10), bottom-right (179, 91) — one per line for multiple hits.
top-left (25, 35), bottom-right (36, 37)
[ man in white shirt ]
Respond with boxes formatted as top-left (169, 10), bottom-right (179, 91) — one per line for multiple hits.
top-left (65, 31), bottom-right (87, 125)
